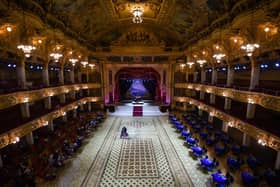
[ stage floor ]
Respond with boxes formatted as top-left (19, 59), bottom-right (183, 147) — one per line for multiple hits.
top-left (109, 102), bottom-right (167, 116)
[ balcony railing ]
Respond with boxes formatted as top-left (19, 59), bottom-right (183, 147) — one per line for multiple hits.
top-left (0, 83), bottom-right (102, 110)
top-left (0, 96), bottom-right (103, 149)
top-left (175, 83), bottom-right (280, 112)
top-left (173, 96), bottom-right (280, 151)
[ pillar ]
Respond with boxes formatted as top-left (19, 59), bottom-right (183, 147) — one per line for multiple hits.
top-left (17, 58), bottom-right (27, 89)
top-left (211, 67), bottom-right (217, 85)
top-left (185, 72), bottom-right (189, 82)
top-left (70, 69), bottom-right (75, 84)
top-left (78, 70), bottom-right (82, 83)
top-left (200, 91), bottom-right (205, 100)
top-left (44, 97), bottom-right (52, 110)
top-left (224, 97), bottom-right (231, 110)
top-left (26, 132), bottom-right (34, 145)
top-left (198, 109), bottom-right (203, 116)
top-left (242, 133), bottom-right (250, 146)
top-left (275, 151), bottom-right (280, 170)
top-left (226, 64), bottom-right (234, 87)
top-left (222, 121), bottom-right (229, 133)
top-left (193, 72), bottom-right (198, 83)
top-left (0, 153), bottom-right (2, 168)
top-left (249, 58), bottom-right (260, 90)
top-left (58, 67), bottom-right (64, 85)
top-left (62, 113), bottom-right (67, 122)
top-left (42, 63), bottom-right (50, 87)
top-left (88, 102), bottom-right (92, 112)
top-left (59, 94), bottom-right (66, 104)
top-left (70, 91), bottom-right (76, 100)
top-left (201, 68), bottom-right (206, 84)
top-left (246, 103), bottom-right (256, 119)
top-left (183, 103), bottom-right (187, 111)
top-left (80, 104), bottom-right (84, 111)
top-left (208, 114), bottom-right (213, 123)
top-left (20, 103), bottom-right (30, 118)
top-left (210, 94), bottom-right (215, 104)
top-left (48, 120), bottom-right (54, 131)
top-left (73, 109), bottom-right (77, 118)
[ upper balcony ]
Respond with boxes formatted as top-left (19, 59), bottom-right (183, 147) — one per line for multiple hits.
top-left (174, 83), bottom-right (280, 113)
top-left (0, 83), bottom-right (102, 110)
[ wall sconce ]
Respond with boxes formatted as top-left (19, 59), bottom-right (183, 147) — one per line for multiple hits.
top-left (209, 112), bottom-right (214, 116)
top-left (62, 112), bottom-right (66, 116)
top-left (12, 137), bottom-right (20, 144)
top-left (222, 92), bottom-right (227, 97)
top-left (43, 121), bottom-right (48, 126)
top-left (48, 92), bottom-right (54, 96)
top-left (23, 97), bottom-right (29, 103)
top-left (227, 122), bottom-right (233, 127)
top-left (258, 139), bottom-right (266, 146)
top-left (248, 98), bottom-right (255, 104)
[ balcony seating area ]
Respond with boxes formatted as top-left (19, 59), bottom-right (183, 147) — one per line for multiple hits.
top-left (0, 96), bottom-right (87, 134)
top-left (169, 112), bottom-right (280, 187)
top-left (191, 94), bottom-right (280, 137)
top-left (0, 111), bottom-right (105, 187)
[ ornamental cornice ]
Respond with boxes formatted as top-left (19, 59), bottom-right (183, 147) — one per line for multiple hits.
top-left (175, 83), bottom-right (280, 112)
top-left (0, 83), bottom-right (101, 110)
top-left (174, 96), bottom-right (280, 151)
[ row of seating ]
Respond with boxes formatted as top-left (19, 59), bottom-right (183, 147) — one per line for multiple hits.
top-left (169, 112), bottom-right (279, 187)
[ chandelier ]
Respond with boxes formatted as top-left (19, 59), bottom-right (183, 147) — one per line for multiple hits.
top-left (131, 7), bottom-right (144, 23)
top-left (69, 58), bottom-right (78, 66)
top-left (50, 52), bottom-right (63, 62)
top-left (17, 45), bottom-right (36, 58)
top-left (213, 53), bottom-right (226, 63)
top-left (81, 61), bottom-right (88, 67)
top-left (187, 61), bottom-right (195, 68)
top-left (241, 43), bottom-right (260, 57)
top-left (197, 59), bottom-right (207, 67)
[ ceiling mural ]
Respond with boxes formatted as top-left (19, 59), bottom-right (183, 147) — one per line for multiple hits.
top-left (2, 0), bottom-right (264, 48)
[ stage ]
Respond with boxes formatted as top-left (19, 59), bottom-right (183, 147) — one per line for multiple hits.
top-left (108, 101), bottom-right (167, 117)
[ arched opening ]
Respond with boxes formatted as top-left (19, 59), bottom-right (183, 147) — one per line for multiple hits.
top-left (114, 67), bottom-right (161, 102)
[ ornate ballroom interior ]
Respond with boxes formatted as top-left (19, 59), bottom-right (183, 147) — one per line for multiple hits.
top-left (0, 0), bottom-right (280, 186)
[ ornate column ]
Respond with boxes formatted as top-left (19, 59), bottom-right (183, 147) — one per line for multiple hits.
top-left (70, 68), bottom-right (77, 99)
top-left (17, 57), bottom-right (27, 89)
top-left (210, 66), bottom-right (217, 104)
top-left (226, 64), bottom-right (234, 87)
top-left (242, 133), bottom-right (251, 146)
top-left (42, 63), bottom-right (50, 87)
top-left (73, 108), bottom-right (77, 118)
top-left (44, 97), bottom-right (52, 110)
top-left (58, 66), bottom-right (65, 85)
top-left (88, 102), bottom-right (92, 112)
top-left (200, 67), bottom-right (206, 100)
top-left (198, 109), bottom-right (203, 116)
top-left (170, 62), bottom-right (175, 109)
top-left (275, 151), bottom-right (280, 170)
top-left (80, 104), bottom-right (84, 111)
top-left (222, 121), bottom-right (229, 133)
top-left (62, 113), bottom-right (67, 122)
top-left (26, 132), bottom-right (34, 145)
top-left (48, 119), bottom-right (54, 131)
top-left (246, 102), bottom-right (256, 119)
top-left (224, 63), bottom-right (233, 110)
top-left (193, 72), bottom-right (198, 83)
top-left (0, 153), bottom-right (2, 168)
top-left (20, 102), bottom-right (30, 118)
top-left (249, 57), bottom-right (260, 90)
top-left (208, 114), bottom-right (213, 123)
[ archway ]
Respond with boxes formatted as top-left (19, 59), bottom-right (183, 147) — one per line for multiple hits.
top-left (114, 67), bottom-right (161, 102)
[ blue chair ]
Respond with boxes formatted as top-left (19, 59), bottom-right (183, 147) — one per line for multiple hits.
top-left (181, 130), bottom-right (191, 137)
top-left (241, 171), bottom-right (259, 186)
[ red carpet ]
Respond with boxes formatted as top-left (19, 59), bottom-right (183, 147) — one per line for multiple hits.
top-left (133, 106), bottom-right (143, 117)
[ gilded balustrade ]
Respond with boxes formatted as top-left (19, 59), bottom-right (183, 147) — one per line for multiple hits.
top-left (0, 83), bottom-right (101, 110)
top-left (175, 83), bottom-right (280, 112)
top-left (174, 96), bottom-right (280, 151)
top-left (0, 96), bottom-right (103, 149)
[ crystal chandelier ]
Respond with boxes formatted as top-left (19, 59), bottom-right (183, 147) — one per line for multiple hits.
top-left (69, 58), bottom-right (78, 66)
top-left (187, 61), bottom-right (195, 68)
top-left (81, 61), bottom-right (88, 67)
top-left (241, 43), bottom-right (260, 57)
top-left (131, 7), bottom-right (144, 23)
top-left (50, 52), bottom-right (63, 62)
top-left (17, 45), bottom-right (36, 58)
top-left (213, 53), bottom-right (226, 63)
top-left (196, 59), bottom-right (207, 67)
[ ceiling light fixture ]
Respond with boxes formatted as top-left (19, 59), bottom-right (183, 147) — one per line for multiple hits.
top-left (69, 58), bottom-right (78, 66)
top-left (213, 53), bottom-right (226, 63)
top-left (197, 59), bottom-right (207, 67)
top-left (241, 43), bottom-right (260, 57)
top-left (131, 7), bottom-right (144, 24)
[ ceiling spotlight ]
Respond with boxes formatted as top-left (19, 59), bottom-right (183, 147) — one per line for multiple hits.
top-left (38, 39), bottom-right (42, 44)
top-left (233, 38), bottom-right (238, 43)
top-left (131, 7), bottom-right (144, 24)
